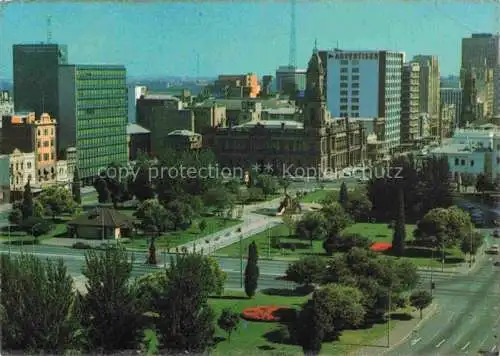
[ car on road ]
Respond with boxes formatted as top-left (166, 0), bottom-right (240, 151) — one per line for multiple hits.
top-left (487, 245), bottom-right (500, 254)
top-left (494, 261), bottom-right (500, 266)
top-left (494, 229), bottom-right (500, 238)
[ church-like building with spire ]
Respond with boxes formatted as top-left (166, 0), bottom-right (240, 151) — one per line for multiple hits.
top-left (204, 50), bottom-right (367, 177)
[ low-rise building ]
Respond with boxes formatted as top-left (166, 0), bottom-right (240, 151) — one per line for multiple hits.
top-left (214, 73), bottom-right (261, 98)
top-left (9, 149), bottom-right (36, 201)
top-left (127, 123), bottom-right (151, 160)
top-left (165, 130), bottom-right (202, 151)
top-left (192, 102), bottom-right (226, 133)
top-left (56, 160), bottom-right (70, 187)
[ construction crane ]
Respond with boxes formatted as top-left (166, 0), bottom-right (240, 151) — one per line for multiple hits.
top-left (46, 15), bottom-right (52, 43)
top-left (289, 0), bottom-right (296, 68)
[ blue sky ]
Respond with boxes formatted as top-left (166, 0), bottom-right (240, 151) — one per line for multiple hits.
top-left (0, 1), bottom-right (495, 80)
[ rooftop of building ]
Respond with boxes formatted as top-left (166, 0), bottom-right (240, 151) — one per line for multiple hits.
top-left (431, 143), bottom-right (493, 155)
top-left (232, 120), bottom-right (304, 130)
top-left (139, 93), bottom-right (180, 101)
top-left (59, 64), bottom-right (126, 69)
top-left (276, 66), bottom-right (307, 73)
top-left (262, 107), bottom-right (297, 115)
top-left (197, 98), bottom-right (295, 110)
top-left (127, 123), bottom-right (150, 135)
top-left (167, 129), bottom-right (199, 137)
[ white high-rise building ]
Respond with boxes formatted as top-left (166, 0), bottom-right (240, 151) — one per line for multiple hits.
top-left (128, 85), bottom-right (147, 123)
top-left (320, 49), bottom-right (404, 151)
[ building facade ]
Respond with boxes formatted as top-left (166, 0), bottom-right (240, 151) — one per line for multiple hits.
top-left (0, 154), bottom-right (10, 203)
top-left (214, 73), bottom-right (261, 98)
top-left (275, 66), bottom-right (307, 96)
top-left (136, 94), bottom-right (194, 154)
top-left (13, 44), bottom-right (68, 120)
top-left (58, 64), bottom-right (128, 182)
top-left (1, 112), bottom-right (57, 185)
top-left (412, 55), bottom-right (441, 118)
top-left (322, 49), bottom-right (403, 151)
top-left (401, 62), bottom-right (421, 144)
top-left (9, 149), bottom-right (36, 201)
top-left (128, 85), bottom-right (147, 123)
top-left (127, 123), bottom-right (151, 160)
top-left (461, 34), bottom-right (500, 70)
top-left (440, 87), bottom-right (463, 127)
top-left (205, 51), bottom-right (366, 176)
top-left (165, 130), bottom-right (202, 151)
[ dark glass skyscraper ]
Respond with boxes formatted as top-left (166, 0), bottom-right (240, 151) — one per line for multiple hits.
top-left (13, 44), bottom-right (68, 119)
top-left (58, 65), bottom-right (128, 181)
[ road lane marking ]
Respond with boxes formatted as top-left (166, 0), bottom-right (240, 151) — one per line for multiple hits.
top-left (460, 341), bottom-right (471, 351)
top-left (436, 339), bottom-right (446, 348)
top-left (411, 337), bottom-right (421, 346)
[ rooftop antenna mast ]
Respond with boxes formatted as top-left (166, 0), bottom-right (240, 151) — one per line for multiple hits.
top-left (46, 15), bottom-right (52, 43)
top-left (289, 0), bottom-right (297, 68)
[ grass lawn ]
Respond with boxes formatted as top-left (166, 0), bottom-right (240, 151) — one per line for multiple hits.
top-left (0, 217), bottom-right (72, 243)
top-left (81, 192), bottom-right (98, 204)
top-left (215, 222), bottom-right (465, 267)
top-left (122, 216), bottom-right (242, 251)
top-left (209, 290), bottom-right (404, 355)
top-left (300, 189), bottom-right (337, 204)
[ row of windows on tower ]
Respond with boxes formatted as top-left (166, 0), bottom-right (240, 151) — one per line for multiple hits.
top-left (340, 67), bottom-right (359, 73)
top-left (37, 128), bottom-right (54, 136)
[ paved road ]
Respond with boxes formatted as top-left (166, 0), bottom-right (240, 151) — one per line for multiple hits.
top-left (0, 244), bottom-right (294, 291)
top-left (387, 231), bottom-right (500, 356)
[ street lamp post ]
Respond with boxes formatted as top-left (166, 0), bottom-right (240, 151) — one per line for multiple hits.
top-left (239, 234), bottom-right (243, 288)
top-left (7, 224), bottom-right (11, 254)
top-left (31, 222), bottom-right (43, 253)
top-left (387, 284), bottom-right (392, 348)
top-left (441, 239), bottom-right (445, 272)
top-left (267, 222), bottom-right (271, 259)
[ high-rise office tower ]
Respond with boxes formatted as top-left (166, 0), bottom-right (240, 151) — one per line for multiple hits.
top-left (461, 34), bottom-right (500, 119)
top-left (401, 62), bottom-right (420, 144)
top-left (322, 49), bottom-right (404, 151)
top-left (58, 65), bottom-right (128, 182)
top-left (13, 44), bottom-right (68, 119)
top-left (275, 66), bottom-right (307, 96)
top-left (412, 55), bottom-right (440, 118)
top-left (461, 33), bottom-right (500, 70)
top-left (440, 87), bottom-right (463, 127)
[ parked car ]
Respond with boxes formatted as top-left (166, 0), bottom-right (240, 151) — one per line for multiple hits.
top-left (494, 229), bottom-right (500, 238)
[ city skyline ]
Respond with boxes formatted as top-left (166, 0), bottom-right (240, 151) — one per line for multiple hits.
top-left (0, 1), bottom-right (496, 80)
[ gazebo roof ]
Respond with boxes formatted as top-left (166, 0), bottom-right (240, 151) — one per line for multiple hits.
top-left (67, 207), bottom-right (134, 228)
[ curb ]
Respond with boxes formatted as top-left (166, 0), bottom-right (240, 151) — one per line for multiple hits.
top-left (379, 302), bottom-right (439, 355)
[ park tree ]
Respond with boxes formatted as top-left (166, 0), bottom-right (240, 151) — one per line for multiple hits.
top-left (93, 176), bottom-right (110, 203)
top-left (244, 241), bottom-right (259, 298)
top-left (255, 174), bottom-right (278, 197)
top-left (72, 168), bottom-right (81, 204)
top-left (296, 211), bottom-right (328, 247)
top-left (278, 177), bottom-right (291, 195)
top-left (392, 188), bottom-right (406, 257)
top-left (285, 256), bottom-right (327, 286)
top-left (409, 290), bottom-right (433, 319)
top-left (21, 180), bottom-right (34, 219)
top-left (136, 199), bottom-right (171, 232)
top-left (295, 299), bottom-right (325, 356)
top-left (460, 230), bottom-right (484, 263)
top-left (8, 208), bottom-right (23, 225)
top-left (78, 247), bottom-right (144, 353)
top-left (413, 208), bottom-right (449, 247)
top-left (38, 186), bottom-right (76, 220)
top-left (33, 198), bottom-right (44, 217)
top-left (199, 219), bottom-right (208, 234)
top-left (164, 199), bottom-right (194, 230)
top-left (338, 182), bottom-right (349, 209)
top-left (217, 308), bottom-right (240, 343)
top-left (203, 186), bottom-right (235, 216)
top-left (0, 254), bottom-right (79, 353)
top-left (321, 202), bottom-right (353, 236)
top-left (314, 284), bottom-right (365, 336)
top-left (345, 188), bottom-right (372, 222)
top-left (282, 213), bottom-right (297, 237)
top-left (128, 157), bottom-right (155, 202)
top-left (322, 234), bottom-right (372, 255)
top-left (476, 173), bottom-right (495, 193)
top-left (155, 252), bottom-right (221, 353)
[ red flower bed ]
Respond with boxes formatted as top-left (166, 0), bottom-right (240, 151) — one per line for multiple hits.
top-left (241, 306), bottom-right (295, 322)
top-left (371, 242), bottom-right (392, 252)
